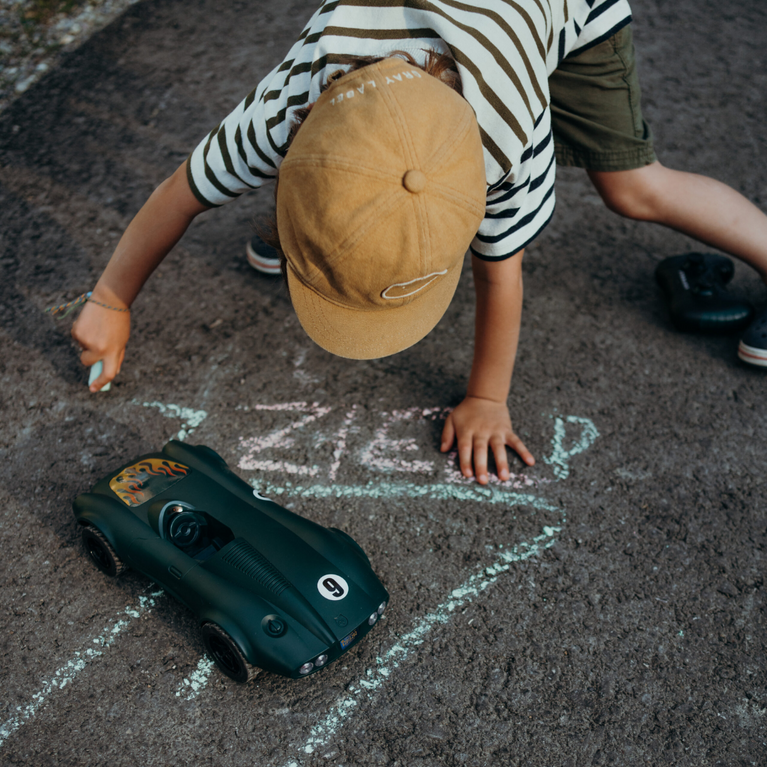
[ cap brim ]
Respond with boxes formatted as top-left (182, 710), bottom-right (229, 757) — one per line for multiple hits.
top-left (286, 256), bottom-right (464, 360)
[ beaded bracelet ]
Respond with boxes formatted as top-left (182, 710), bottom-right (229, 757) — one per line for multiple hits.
top-left (86, 294), bottom-right (129, 312)
top-left (46, 291), bottom-right (129, 317)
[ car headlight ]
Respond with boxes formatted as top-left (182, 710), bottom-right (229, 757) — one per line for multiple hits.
top-left (377, 601), bottom-right (387, 615)
top-left (368, 612), bottom-right (378, 626)
top-left (314, 654), bottom-right (329, 668)
top-left (299, 662), bottom-right (314, 675)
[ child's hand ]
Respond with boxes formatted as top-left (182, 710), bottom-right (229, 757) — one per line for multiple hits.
top-left (71, 300), bottom-right (130, 392)
top-left (440, 396), bottom-right (534, 484)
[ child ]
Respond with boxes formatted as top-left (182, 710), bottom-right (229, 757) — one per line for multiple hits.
top-left (72, 0), bottom-right (767, 485)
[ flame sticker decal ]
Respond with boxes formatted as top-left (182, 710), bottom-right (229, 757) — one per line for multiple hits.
top-left (109, 459), bottom-right (190, 507)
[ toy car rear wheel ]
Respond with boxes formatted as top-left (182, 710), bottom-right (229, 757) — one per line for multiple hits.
top-left (201, 623), bottom-right (260, 683)
top-left (82, 526), bottom-right (126, 577)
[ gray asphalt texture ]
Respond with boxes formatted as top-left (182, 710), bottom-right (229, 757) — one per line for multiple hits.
top-left (1, 1), bottom-right (766, 765)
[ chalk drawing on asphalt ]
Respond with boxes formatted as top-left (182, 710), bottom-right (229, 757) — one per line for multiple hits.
top-left (176, 657), bottom-right (216, 700)
top-left (0, 591), bottom-right (164, 749)
top-left (168, 403), bottom-right (598, 724)
top-left (544, 414), bottom-right (600, 480)
top-left (135, 400), bottom-right (209, 441)
top-left (1, 399), bottom-right (598, 752)
top-left (231, 403), bottom-right (598, 762)
top-left (292, 526), bottom-right (562, 760)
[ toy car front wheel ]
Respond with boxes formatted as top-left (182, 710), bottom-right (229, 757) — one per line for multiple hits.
top-left (201, 623), bottom-right (260, 683)
top-left (82, 525), bottom-right (126, 577)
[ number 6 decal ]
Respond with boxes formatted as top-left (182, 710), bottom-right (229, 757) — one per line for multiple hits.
top-left (318, 574), bottom-right (349, 600)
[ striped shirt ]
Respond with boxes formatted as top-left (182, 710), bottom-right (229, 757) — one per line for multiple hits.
top-left (188, 0), bottom-right (632, 259)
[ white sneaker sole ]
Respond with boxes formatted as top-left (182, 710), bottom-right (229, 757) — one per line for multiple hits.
top-left (738, 340), bottom-right (767, 367)
top-left (246, 241), bottom-right (281, 275)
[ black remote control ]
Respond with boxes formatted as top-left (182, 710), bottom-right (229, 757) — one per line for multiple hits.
top-left (655, 253), bottom-right (753, 332)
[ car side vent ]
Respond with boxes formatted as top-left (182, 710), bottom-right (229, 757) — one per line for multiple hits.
top-left (222, 538), bottom-right (291, 596)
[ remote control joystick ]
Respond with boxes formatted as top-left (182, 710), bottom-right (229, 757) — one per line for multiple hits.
top-left (683, 253), bottom-right (706, 277)
top-left (655, 253), bottom-right (753, 332)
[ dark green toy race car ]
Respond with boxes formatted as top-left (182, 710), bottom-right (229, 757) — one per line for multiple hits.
top-left (73, 440), bottom-right (389, 682)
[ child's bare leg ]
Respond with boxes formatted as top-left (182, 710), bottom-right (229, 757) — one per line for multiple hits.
top-left (588, 161), bottom-right (767, 285)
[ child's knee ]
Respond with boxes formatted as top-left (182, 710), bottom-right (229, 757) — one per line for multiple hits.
top-left (588, 164), bottom-right (666, 222)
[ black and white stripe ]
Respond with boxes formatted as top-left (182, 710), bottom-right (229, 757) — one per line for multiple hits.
top-left (188, 0), bottom-right (632, 259)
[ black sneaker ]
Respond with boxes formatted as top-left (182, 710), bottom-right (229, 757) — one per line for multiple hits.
top-left (655, 253), bottom-right (754, 333)
top-left (738, 308), bottom-right (767, 367)
top-left (246, 234), bottom-right (281, 275)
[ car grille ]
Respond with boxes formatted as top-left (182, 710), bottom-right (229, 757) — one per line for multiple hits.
top-left (222, 538), bottom-right (291, 596)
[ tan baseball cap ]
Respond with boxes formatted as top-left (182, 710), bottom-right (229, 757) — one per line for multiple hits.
top-left (276, 57), bottom-right (486, 359)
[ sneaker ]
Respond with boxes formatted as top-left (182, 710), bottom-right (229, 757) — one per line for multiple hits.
top-left (738, 308), bottom-right (767, 367)
top-left (246, 234), bottom-right (281, 275)
top-left (655, 253), bottom-right (754, 333)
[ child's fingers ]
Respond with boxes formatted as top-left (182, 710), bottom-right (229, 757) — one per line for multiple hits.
top-left (507, 431), bottom-right (535, 467)
top-left (88, 361), bottom-right (111, 392)
top-left (489, 436), bottom-right (510, 481)
top-left (79, 347), bottom-right (101, 367)
top-left (98, 354), bottom-right (122, 388)
top-left (472, 437), bottom-right (490, 485)
top-left (456, 437), bottom-right (475, 479)
top-left (440, 416), bottom-right (456, 452)
top-left (83, 353), bottom-right (122, 392)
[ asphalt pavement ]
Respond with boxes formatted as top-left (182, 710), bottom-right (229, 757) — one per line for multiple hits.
top-left (0, 1), bottom-right (765, 765)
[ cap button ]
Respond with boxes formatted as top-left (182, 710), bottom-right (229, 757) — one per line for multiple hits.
top-left (403, 169), bottom-right (427, 194)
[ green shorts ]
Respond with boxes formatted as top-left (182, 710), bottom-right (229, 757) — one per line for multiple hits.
top-left (550, 24), bottom-right (657, 171)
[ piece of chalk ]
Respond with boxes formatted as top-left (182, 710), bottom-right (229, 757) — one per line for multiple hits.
top-left (88, 360), bottom-right (111, 392)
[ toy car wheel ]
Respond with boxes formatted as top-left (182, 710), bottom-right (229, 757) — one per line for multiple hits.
top-left (201, 623), bottom-right (260, 683)
top-left (82, 525), bottom-right (126, 577)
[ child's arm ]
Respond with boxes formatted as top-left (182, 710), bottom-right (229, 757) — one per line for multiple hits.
top-left (440, 250), bottom-right (534, 484)
top-left (71, 160), bottom-right (210, 391)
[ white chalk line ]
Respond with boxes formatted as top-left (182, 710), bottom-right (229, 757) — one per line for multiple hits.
top-left (238, 403), bottom-right (332, 472)
top-left (253, 479), bottom-right (559, 510)
top-left (176, 657), bottom-right (216, 700)
top-left (359, 407), bottom-right (440, 473)
top-left (0, 590), bottom-right (164, 749)
top-left (135, 400), bottom-right (208, 442)
top-left (287, 525), bottom-right (562, 762)
top-left (329, 407), bottom-right (359, 482)
top-left (544, 415), bottom-right (599, 480)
